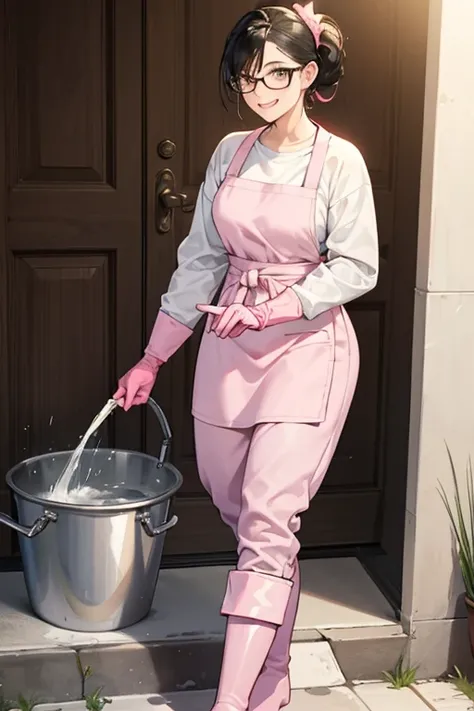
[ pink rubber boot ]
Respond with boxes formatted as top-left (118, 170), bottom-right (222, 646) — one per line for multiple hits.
top-left (248, 564), bottom-right (300, 711)
top-left (212, 570), bottom-right (293, 711)
top-left (212, 617), bottom-right (277, 711)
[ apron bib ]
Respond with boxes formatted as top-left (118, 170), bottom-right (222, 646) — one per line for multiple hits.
top-left (192, 125), bottom-right (352, 427)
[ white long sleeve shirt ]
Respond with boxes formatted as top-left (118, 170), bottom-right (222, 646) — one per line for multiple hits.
top-left (161, 130), bottom-right (379, 328)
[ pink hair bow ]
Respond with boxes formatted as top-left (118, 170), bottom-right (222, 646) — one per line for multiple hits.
top-left (292, 2), bottom-right (323, 48)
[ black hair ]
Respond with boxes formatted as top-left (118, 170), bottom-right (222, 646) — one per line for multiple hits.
top-left (219, 5), bottom-right (345, 110)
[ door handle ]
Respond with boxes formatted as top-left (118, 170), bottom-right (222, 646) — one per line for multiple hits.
top-left (155, 168), bottom-right (195, 233)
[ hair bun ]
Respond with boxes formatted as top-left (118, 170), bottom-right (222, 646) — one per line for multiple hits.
top-left (312, 14), bottom-right (345, 103)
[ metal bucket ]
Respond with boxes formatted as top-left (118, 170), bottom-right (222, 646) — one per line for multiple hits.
top-left (0, 399), bottom-right (182, 632)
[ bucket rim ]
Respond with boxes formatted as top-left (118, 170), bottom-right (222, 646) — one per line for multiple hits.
top-left (5, 448), bottom-right (183, 513)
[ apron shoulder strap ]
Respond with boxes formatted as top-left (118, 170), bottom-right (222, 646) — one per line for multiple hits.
top-left (304, 125), bottom-right (331, 191)
top-left (226, 127), bottom-right (267, 178)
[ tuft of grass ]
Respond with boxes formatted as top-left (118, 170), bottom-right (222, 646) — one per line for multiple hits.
top-left (1, 692), bottom-right (61, 711)
top-left (449, 666), bottom-right (474, 702)
top-left (381, 656), bottom-right (418, 689)
top-left (76, 652), bottom-right (112, 709)
top-left (439, 448), bottom-right (474, 601)
top-left (84, 687), bottom-right (112, 711)
top-left (15, 695), bottom-right (37, 711)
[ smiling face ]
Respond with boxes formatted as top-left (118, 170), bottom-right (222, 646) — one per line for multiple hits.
top-left (238, 41), bottom-right (318, 122)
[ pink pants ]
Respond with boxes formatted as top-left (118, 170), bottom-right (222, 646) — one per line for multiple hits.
top-left (194, 339), bottom-right (359, 582)
top-left (196, 420), bottom-right (330, 579)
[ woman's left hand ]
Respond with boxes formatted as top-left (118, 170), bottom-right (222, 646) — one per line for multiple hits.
top-left (196, 303), bottom-right (260, 338)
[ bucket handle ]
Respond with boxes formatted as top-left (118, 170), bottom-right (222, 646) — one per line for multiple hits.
top-left (0, 510), bottom-right (57, 538)
top-left (146, 397), bottom-right (172, 468)
top-left (136, 511), bottom-right (178, 537)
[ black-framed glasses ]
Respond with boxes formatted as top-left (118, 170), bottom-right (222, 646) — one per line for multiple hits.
top-left (230, 67), bottom-right (303, 94)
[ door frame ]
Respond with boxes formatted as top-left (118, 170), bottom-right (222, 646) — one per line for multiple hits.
top-left (358, 0), bottom-right (430, 609)
top-left (0, 0), bottom-right (12, 560)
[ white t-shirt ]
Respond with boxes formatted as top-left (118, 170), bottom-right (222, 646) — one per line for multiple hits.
top-left (161, 130), bottom-right (379, 327)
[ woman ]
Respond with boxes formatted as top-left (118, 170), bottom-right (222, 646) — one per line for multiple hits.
top-left (115, 3), bottom-right (378, 710)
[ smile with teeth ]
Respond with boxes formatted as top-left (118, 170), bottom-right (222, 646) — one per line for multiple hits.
top-left (258, 99), bottom-right (279, 108)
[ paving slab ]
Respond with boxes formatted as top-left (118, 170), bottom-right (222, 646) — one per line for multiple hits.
top-left (413, 680), bottom-right (474, 710)
top-left (288, 641), bottom-right (345, 688)
top-left (354, 681), bottom-right (430, 710)
top-left (299, 686), bottom-right (371, 710)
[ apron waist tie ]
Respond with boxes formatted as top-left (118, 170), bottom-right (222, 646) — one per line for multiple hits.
top-left (222, 255), bottom-right (321, 306)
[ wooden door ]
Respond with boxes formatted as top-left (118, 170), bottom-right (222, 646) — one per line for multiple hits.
top-left (0, 0), bottom-right (144, 557)
top-left (145, 0), bottom-right (427, 589)
top-left (0, 0), bottom-right (427, 599)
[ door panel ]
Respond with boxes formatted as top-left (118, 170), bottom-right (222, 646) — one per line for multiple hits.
top-left (0, 0), bottom-right (144, 556)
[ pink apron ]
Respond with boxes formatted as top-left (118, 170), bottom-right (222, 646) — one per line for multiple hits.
top-left (192, 124), bottom-right (356, 428)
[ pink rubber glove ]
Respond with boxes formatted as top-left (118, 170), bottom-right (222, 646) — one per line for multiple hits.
top-left (114, 310), bottom-right (193, 410)
top-left (114, 354), bottom-right (162, 411)
top-left (145, 310), bottom-right (194, 362)
top-left (196, 303), bottom-right (260, 338)
top-left (196, 288), bottom-right (303, 338)
top-left (250, 287), bottom-right (303, 330)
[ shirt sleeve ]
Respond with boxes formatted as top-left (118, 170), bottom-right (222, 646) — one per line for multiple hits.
top-left (160, 146), bottom-right (230, 329)
top-left (292, 143), bottom-right (379, 320)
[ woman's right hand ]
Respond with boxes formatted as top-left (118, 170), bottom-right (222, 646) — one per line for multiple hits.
top-left (114, 354), bottom-right (162, 411)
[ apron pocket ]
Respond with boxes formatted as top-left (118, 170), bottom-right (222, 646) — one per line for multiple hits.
top-left (283, 327), bottom-right (331, 341)
top-left (272, 337), bottom-right (335, 423)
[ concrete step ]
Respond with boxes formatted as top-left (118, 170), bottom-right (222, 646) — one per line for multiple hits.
top-left (0, 558), bottom-right (407, 705)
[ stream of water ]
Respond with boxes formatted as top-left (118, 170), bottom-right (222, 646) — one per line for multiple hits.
top-left (48, 398), bottom-right (119, 503)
